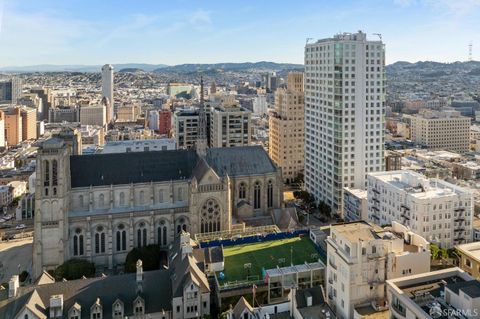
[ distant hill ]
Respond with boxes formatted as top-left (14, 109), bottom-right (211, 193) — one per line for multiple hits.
top-left (0, 63), bottom-right (168, 73)
top-left (387, 60), bottom-right (480, 75)
top-left (118, 68), bottom-right (145, 73)
top-left (154, 61), bottom-right (304, 73)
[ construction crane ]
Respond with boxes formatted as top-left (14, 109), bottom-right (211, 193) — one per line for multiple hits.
top-left (469, 42), bottom-right (473, 62)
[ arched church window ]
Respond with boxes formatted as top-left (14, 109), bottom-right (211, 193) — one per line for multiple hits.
top-left (157, 220), bottom-right (168, 246)
top-left (137, 222), bottom-right (147, 248)
top-left (201, 199), bottom-right (221, 233)
top-left (177, 218), bottom-right (187, 234)
top-left (116, 224), bottom-right (126, 251)
top-left (267, 180), bottom-right (273, 208)
top-left (119, 192), bottom-right (125, 206)
top-left (44, 160), bottom-right (50, 186)
top-left (73, 228), bottom-right (84, 256)
top-left (52, 160), bottom-right (58, 186)
top-left (239, 183), bottom-right (246, 199)
top-left (254, 181), bottom-right (261, 209)
top-left (95, 225), bottom-right (106, 254)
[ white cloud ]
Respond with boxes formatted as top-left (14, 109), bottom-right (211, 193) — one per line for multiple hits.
top-left (189, 9), bottom-right (212, 31)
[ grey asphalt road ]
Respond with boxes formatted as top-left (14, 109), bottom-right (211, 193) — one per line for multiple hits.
top-left (0, 238), bottom-right (33, 284)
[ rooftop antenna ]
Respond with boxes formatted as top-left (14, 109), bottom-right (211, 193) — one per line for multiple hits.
top-left (373, 33), bottom-right (382, 41)
top-left (306, 37), bottom-right (313, 44)
top-left (469, 42), bottom-right (473, 62)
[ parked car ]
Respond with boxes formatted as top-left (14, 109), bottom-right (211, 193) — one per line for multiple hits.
top-left (0, 218), bottom-right (5, 223)
top-left (15, 224), bottom-right (26, 230)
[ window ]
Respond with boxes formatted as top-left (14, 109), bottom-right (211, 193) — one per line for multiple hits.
top-left (73, 228), bottom-right (84, 256)
top-left (239, 182), bottom-right (246, 199)
top-left (79, 195), bottom-right (84, 208)
top-left (52, 160), bottom-right (58, 186)
top-left (116, 224), bottom-right (127, 251)
top-left (139, 190), bottom-right (144, 205)
top-left (267, 180), bottom-right (273, 208)
top-left (95, 226), bottom-right (106, 254)
top-left (178, 187), bottom-right (183, 201)
top-left (157, 221), bottom-right (168, 246)
top-left (113, 301), bottom-right (123, 317)
top-left (254, 182), bottom-right (261, 209)
top-left (98, 194), bottom-right (105, 208)
top-left (44, 160), bottom-right (50, 186)
top-left (201, 199), bottom-right (221, 233)
top-left (119, 192), bottom-right (125, 206)
top-left (159, 189), bottom-right (164, 202)
top-left (137, 222), bottom-right (147, 248)
top-left (134, 299), bottom-right (144, 315)
top-left (177, 218), bottom-right (187, 234)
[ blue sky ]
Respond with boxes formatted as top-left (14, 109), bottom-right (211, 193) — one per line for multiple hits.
top-left (0, 0), bottom-right (479, 66)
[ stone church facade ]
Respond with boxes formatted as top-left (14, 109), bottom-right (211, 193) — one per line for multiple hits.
top-left (33, 138), bottom-right (283, 278)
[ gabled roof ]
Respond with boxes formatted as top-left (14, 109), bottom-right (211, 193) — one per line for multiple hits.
top-left (206, 146), bottom-right (277, 177)
top-left (232, 296), bottom-right (253, 319)
top-left (0, 270), bottom-right (172, 319)
top-left (34, 271), bottom-right (55, 286)
top-left (70, 149), bottom-right (198, 188)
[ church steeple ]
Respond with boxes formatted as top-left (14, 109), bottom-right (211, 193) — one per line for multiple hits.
top-left (196, 76), bottom-right (208, 158)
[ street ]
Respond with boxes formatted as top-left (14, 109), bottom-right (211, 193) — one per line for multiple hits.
top-left (0, 238), bottom-right (33, 284)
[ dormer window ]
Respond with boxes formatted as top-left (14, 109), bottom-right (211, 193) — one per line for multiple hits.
top-left (112, 299), bottom-right (123, 318)
top-left (91, 302), bottom-right (102, 319)
top-left (133, 297), bottom-right (144, 315)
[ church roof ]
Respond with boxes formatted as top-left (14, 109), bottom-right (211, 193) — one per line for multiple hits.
top-left (206, 146), bottom-right (277, 177)
top-left (68, 146), bottom-right (277, 188)
top-left (70, 149), bottom-right (198, 188)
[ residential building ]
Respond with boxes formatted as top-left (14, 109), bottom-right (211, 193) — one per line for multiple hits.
top-left (387, 267), bottom-right (480, 319)
top-left (159, 109), bottom-right (172, 136)
top-left (101, 138), bottom-right (176, 154)
top-left (304, 31), bottom-right (386, 213)
top-left (367, 170), bottom-right (473, 248)
top-left (30, 87), bottom-right (52, 121)
top-left (0, 78), bottom-right (22, 104)
top-left (20, 106), bottom-right (37, 140)
top-left (174, 108), bottom-right (200, 149)
top-left (326, 221), bottom-right (430, 319)
top-left (343, 187), bottom-right (368, 222)
top-left (269, 72), bottom-right (304, 183)
top-left (456, 242), bottom-right (480, 279)
top-left (253, 94), bottom-right (268, 115)
top-left (48, 105), bottom-right (80, 123)
top-left (148, 110), bottom-right (159, 131)
top-left (0, 110), bottom-right (5, 148)
top-left (101, 64), bottom-right (114, 123)
top-left (208, 94), bottom-right (251, 148)
top-left (4, 107), bottom-right (22, 146)
top-left (116, 103), bottom-right (140, 122)
top-left (80, 104), bottom-right (106, 127)
top-left (410, 109), bottom-right (470, 153)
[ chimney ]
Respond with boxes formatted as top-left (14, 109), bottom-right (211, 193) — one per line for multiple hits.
top-left (8, 275), bottom-right (19, 298)
top-left (136, 259), bottom-right (143, 293)
top-left (305, 291), bottom-right (313, 307)
top-left (49, 294), bottom-right (64, 318)
top-left (181, 231), bottom-right (192, 259)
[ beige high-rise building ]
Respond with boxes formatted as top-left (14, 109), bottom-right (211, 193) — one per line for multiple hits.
top-left (80, 104), bottom-right (106, 127)
top-left (4, 107), bottom-right (22, 146)
top-left (269, 72), bottom-right (304, 183)
top-left (20, 107), bottom-right (37, 141)
top-left (411, 109), bottom-right (470, 153)
top-left (0, 111), bottom-right (5, 148)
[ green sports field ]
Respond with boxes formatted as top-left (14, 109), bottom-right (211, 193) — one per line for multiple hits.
top-left (218, 236), bottom-right (319, 284)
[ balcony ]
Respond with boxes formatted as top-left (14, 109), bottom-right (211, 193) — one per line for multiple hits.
top-left (454, 207), bottom-right (465, 212)
top-left (372, 197), bottom-right (380, 203)
top-left (401, 204), bottom-right (410, 211)
top-left (454, 218), bottom-right (465, 222)
top-left (371, 214), bottom-right (380, 221)
top-left (372, 188), bottom-right (380, 194)
top-left (401, 213), bottom-right (410, 220)
top-left (454, 228), bottom-right (465, 232)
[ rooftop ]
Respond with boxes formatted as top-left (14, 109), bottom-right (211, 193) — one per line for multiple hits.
top-left (456, 241), bottom-right (480, 262)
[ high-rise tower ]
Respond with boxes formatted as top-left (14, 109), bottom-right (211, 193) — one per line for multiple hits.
top-left (304, 31), bottom-right (386, 213)
top-left (101, 64), bottom-right (114, 123)
top-left (196, 77), bottom-right (208, 157)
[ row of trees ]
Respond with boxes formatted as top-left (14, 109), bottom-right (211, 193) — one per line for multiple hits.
top-left (293, 190), bottom-right (332, 217)
top-left (52, 244), bottom-right (164, 280)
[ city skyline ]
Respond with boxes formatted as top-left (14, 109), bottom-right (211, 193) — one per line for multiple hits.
top-left (0, 0), bottom-right (479, 67)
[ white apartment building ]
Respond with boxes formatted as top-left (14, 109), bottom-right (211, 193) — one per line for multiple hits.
top-left (253, 94), bottom-right (268, 115)
top-left (208, 94), bottom-right (251, 148)
top-left (343, 187), bottom-right (367, 222)
top-left (101, 138), bottom-right (176, 154)
top-left (304, 31), bottom-right (385, 213)
top-left (410, 109), bottom-right (470, 153)
top-left (367, 170), bottom-right (473, 248)
top-left (387, 268), bottom-right (480, 319)
top-left (326, 221), bottom-right (430, 319)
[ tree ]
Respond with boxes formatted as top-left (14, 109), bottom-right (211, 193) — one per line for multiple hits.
top-left (318, 201), bottom-right (332, 218)
top-left (54, 259), bottom-right (95, 281)
top-left (125, 245), bottom-right (161, 273)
